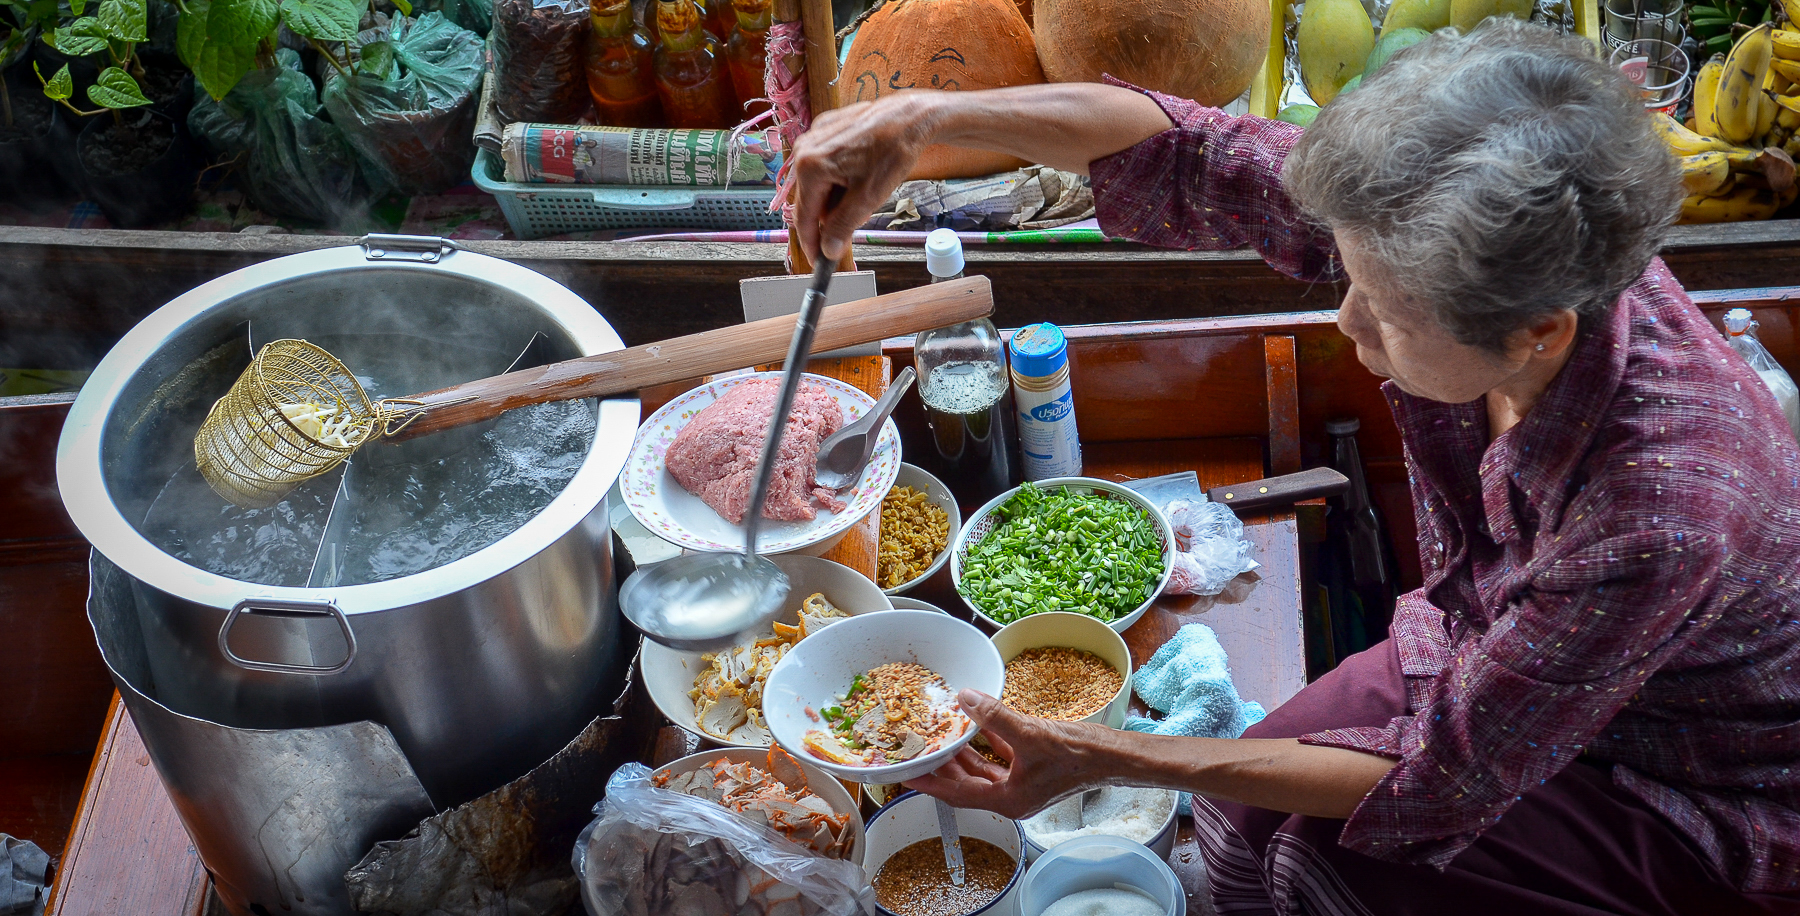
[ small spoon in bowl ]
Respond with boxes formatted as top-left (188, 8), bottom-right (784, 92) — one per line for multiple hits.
top-left (813, 366), bottom-right (915, 491)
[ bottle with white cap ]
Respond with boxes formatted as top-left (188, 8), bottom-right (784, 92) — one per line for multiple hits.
top-left (913, 229), bottom-right (1021, 502)
top-left (1008, 322), bottom-right (1082, 479)
top-left (1723, 307), bottom-right (1800, 439)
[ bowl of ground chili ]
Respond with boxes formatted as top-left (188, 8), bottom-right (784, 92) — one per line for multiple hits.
top-left (865, 790), bottom-right (1027, 916)
top-left (991, 612), bottom-right (1133, 728)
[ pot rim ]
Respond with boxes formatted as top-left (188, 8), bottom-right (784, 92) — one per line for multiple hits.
top-left (56, 242), bottom-right (641, 614)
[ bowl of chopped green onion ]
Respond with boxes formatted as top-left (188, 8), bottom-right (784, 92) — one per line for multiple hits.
top-left (951, 478), bottom-right (1174, 633)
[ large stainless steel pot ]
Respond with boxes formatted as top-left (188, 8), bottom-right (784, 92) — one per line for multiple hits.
top-left (57, 236), bottom-right (640, 808)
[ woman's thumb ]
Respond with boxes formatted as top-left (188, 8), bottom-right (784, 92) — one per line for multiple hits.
top-left (958, 689), bottom-right (1011, 730)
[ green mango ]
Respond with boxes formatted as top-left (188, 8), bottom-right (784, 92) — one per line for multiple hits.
top-left (1449, 0), bottom-right (1534, 32)
top-left (1297, 0), bottom-right (1375, 106)
top-left (1338, 74), bottom-right (1363, 96)
top-left (1381, 0), bottom-right (1451, 33)
top-left (1365, 27), bottom-right (1429, 74)
top-left (1277, 103), bottom-right (1322, 126)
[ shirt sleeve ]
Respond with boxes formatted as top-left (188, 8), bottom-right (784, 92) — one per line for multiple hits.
top-left (1086, 80), bottom-right (1343, 283)
top-left (1301, 528), bottom-right (1727, 868)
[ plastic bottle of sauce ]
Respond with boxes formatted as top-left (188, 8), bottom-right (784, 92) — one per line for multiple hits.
top-left (1724, 307), bottom-right (1800, 439)
top-left (914, 229), bottom-right (1022, 504)
top-left (1008, 322), bottom-right (1082, 480)
top-left (652, 0), bottom-right (737, 128)
top-left (586, 0), bottom-right (664, 127)
top-left (723, 0), bottom-right (771, 119)
top-left (644, 0), bottom-right (729, 43)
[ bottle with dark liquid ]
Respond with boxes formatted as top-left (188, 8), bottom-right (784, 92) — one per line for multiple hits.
top-left (1319, 417), bottom-right (1400, 663)
top-left (723, 0), bottom-right (771, 120)
top-left (652, 0), bottom-right (737, 128)
top-left (707, 0), bottom-right (738, 41)
top-left (914, 229), bottom-right (1021, 505)
top-left (586, 0), bottom-right (664, 127)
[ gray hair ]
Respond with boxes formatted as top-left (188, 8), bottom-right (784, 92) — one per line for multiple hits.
top-left (1281, 19), bottom-right (1681, 353)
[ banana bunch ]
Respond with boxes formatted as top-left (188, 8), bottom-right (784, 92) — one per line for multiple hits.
top-left (1669, 20), bottom-right (1800, 222)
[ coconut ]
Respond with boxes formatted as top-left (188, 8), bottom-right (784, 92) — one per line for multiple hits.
top-left (838, 0), bottom-right (1047, 179)
top-left (1034, 0), bottom-right (1270, 107)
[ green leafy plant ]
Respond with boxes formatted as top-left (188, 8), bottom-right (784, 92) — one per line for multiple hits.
top-left (176, 0), bottom-right (411, 100)
top-left (1, 0), bottom-right (60, 127)
top-left (1691, 0), bottom-right (1775, 55)
top-left (34, 0), bottom-right (152, 120)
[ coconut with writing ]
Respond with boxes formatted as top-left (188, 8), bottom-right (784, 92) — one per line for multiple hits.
top-left (1034, 0), bottom-right (1270, 107)
top-left (838, 0), bottom-right (1047, 180)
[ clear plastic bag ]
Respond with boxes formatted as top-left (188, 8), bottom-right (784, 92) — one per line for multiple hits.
top-left (572, 762), bottom-right (871, 916)
top-left (188, 49), bottom-right (375, 224)
top-left (490, 0), bottom-right (590, 124)
top-left (1161, 499), bottom-right (1259, 596)
top-left (1723, 308), bottom-right (1800, 441)
top-left (321, 12), bottom-right (485, 195)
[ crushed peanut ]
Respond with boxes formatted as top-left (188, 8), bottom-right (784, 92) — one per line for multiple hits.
top-left (878, 485), bottom-right (950, 588)
top-left (1001, 647), bottom-right (1123, 721)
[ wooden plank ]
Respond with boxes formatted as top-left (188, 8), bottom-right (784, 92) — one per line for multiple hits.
top-left (812, 357), bottom-right (890, 578)
top-left (47, 695), bottom-right (209, 916)
top-left (1263, 334), bottom-right (1301, 476)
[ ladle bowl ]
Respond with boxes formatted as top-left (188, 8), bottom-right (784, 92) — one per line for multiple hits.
top-left (619, 552), bottom-right (792, 651)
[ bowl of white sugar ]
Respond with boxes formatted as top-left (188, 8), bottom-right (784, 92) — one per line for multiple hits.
top-left (1017, 834), bottom-right (1185, 916)
top-left (1020, 786), bottom-right (1179, 863)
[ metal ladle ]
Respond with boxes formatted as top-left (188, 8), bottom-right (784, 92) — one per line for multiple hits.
top-left (619, 257), bottom-right (838, 651)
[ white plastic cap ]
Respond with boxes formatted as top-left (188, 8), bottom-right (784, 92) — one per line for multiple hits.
top-left (1724, 307), bottom-right (1753, 335)
top-left (925, 228), bottom-right (964, 278)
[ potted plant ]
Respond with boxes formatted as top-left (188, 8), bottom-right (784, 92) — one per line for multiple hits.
top-left (0, 0), bottom-right (76, 206)
top-left (36, 0), bottom-right (198, 225)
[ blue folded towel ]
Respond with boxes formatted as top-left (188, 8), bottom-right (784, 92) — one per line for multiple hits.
top-left (1124, 623), bottom-right (1265, 739)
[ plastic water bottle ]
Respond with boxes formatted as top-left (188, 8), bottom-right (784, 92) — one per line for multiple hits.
top-left (1009, 322), bottom-right (1082, 480)
top-left (1723, 308), bottom-right (1800, 440)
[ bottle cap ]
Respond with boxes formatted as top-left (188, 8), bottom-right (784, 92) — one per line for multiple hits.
top-left (1724, 307), bottom-right (1752, 336)
top-left (1009, 322), bottom-right (1068, 377)
top-left (1325, 417), bottom-right (1360, 436)
top-left (925, 228), bottom-right (964, 279)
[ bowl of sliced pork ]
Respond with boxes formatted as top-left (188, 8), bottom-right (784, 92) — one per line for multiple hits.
top-left (619, 372), bottom-right (903, 557)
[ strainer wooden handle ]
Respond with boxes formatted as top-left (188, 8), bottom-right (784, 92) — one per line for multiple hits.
top-left (383, 275), bottom-right (994, 442)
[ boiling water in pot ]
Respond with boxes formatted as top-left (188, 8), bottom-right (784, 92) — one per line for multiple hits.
top-left (141, 334), bottom-right (598, 588)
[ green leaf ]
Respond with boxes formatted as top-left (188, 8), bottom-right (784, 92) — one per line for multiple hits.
top-left (357, 37), bottom-right (392, 77)
top-left (279, 0), bottom-right (358, 40)
top-left (46, 18), bottom-right (111, 55)
top-left (35, 60), bottom-right (72, 100)
top-left (96, 0), bottom-right (146, 41)
top-left (177, 0), bottom-right (278, 99)
top-left (70, 0), bottom-right (86, 16)
top-left (390, 0), bottom-right (409, 15)
top-left (87, 64), bottom-right (150, 107)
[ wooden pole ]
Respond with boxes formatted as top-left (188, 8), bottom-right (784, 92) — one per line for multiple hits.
top-left (776, 0), bottom-right (855, 275)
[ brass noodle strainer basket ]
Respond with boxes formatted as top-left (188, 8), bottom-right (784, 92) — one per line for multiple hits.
top-left (193, 340), bottom-right (420, 509)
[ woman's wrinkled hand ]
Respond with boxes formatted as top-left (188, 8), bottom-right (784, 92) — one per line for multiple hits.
top-left (902, 688), bottom-right (1117, 820)
top-left (790, 93), bottom-right (938, 264)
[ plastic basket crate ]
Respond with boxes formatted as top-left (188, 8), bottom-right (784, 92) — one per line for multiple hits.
top-left (471, 147), bottom-right (785, 239)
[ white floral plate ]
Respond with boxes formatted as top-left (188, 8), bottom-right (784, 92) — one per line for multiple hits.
top-left (620, 372), bottom-right (902, 555)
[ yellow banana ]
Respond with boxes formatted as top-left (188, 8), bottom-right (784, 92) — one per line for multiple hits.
top-left (1696, 54), bottom-right (1728, 138)
top-left (1679, 184), bottom-right (1787, 222)
top-left (1653, 112), bottom-right (1741, 154)
top-left (1782, 106), bottom-right (1800, 129)
top-left (1719, 24), bottom-right (1776, 144)
top-left (1682, 151), bottom-right (1734, 195)
top-left (1772, 27), bottom-right (1800, 60)
top-left (1773, 91), bottom-right (1800, 113)
top-left (1773, 58), bottom-right (1800, 83)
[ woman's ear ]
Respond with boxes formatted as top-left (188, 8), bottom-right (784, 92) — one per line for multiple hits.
top-left (1519, 309), bottom-right (1580, 361)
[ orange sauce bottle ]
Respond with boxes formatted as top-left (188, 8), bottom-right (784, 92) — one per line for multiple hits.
top-left (707, 0), bottom-right (738, 41)
top-left (723, 0), bottom-right (770, 119)
top-left (652, 0), bottom-right (739, 128)
top-left (586, 0), bottom-right (664, 127)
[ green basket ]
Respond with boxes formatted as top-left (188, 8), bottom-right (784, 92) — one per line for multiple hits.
top-left (471, 147), bottom-right (785, 239)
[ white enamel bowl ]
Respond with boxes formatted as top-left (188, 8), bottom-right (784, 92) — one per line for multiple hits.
top-left (991, 611), bottom-right (1133, 728)
top-left (652, 747), bottom-right (867, 867)
top-left (763, 610), bottom-right (1003, 784)
top-left (880, 463), bottom-right (962, 595)
top-left (951, 477), bottom-right (1175, 634)
top-left (619, 372), bottom-right (902, 556)
top-left (865, 791), bottom-right (1026, 916)
top-left (640, 555), bottom-right (894, 748)
top-left (1020, 787), bottom-right (1179, 863)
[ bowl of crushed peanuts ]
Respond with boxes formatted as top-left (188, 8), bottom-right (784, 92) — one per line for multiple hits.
top-left (879, 464), bottom-right (960, 595)
top-left (991, 612), bottom-right (1133, 728)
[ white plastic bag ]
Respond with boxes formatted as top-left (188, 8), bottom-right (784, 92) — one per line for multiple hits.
top-left (572, 762), bottom-right (871, 916)
top-left (1723, 308), bottom-right (1800, 440)
top-left (1162, 499), bottom-right (1259, 596)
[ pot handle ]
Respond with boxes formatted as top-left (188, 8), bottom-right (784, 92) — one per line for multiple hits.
top-left (358, 234), bottom-right (460, 263)
top-left (218, 598), bottom-right (358, 676)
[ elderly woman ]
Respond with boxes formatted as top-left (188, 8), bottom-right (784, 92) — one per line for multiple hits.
top-left (789, 20), bottom-right (1800, 915)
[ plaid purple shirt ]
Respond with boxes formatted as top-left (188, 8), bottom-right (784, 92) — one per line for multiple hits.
top-left (1091, 86), bottom-right (1800, 894)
